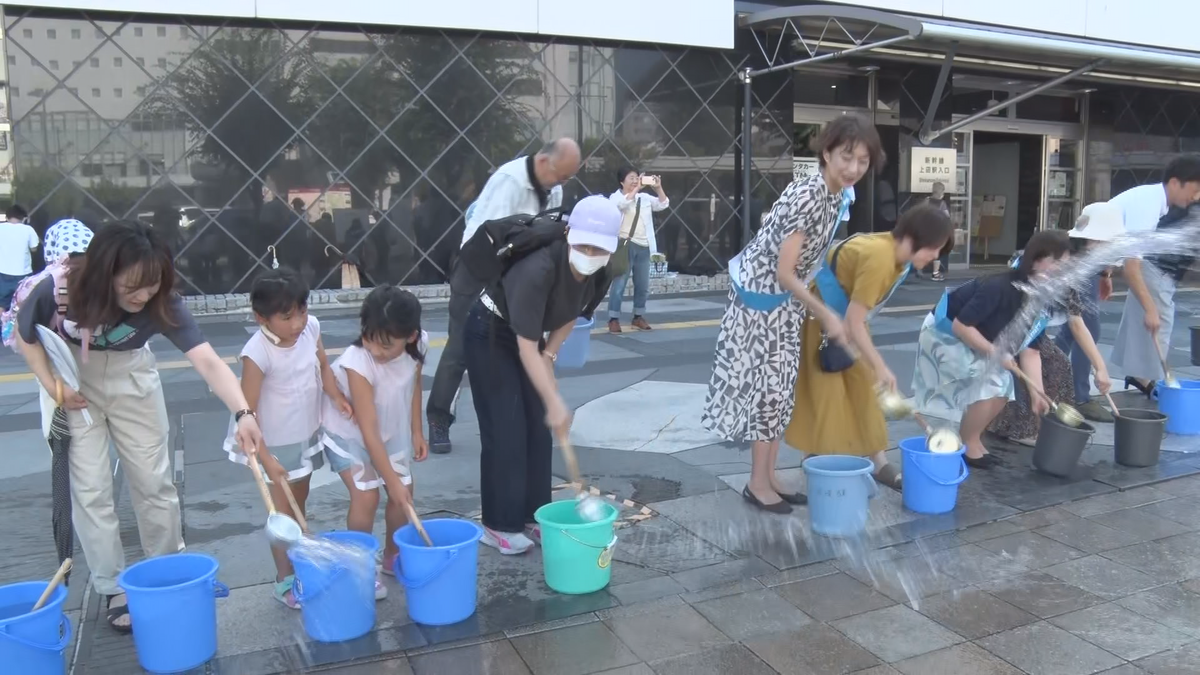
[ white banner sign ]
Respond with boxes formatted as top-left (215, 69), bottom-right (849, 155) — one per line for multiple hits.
top-left (793, 158), bottom-right (819, 183)
top-left (910, 147), bottom-right (958, 194)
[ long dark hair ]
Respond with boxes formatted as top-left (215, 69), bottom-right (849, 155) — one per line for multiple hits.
top-left (68, 220), bottom-right (177, 329)
top-left (353, 286), bottom-right (424, 363)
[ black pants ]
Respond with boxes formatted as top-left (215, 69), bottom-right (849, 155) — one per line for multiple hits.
top-left (426, 289), bottom-right (478, 427)
top-left (463, 302), bottom-right (552, 533)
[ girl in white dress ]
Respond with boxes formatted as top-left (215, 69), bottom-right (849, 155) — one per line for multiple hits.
top-left (224, 268), bottom-right (352, 608)
top-left (322, 286), bottom-right (428, 599)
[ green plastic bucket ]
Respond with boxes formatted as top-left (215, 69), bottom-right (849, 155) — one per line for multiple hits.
top-left (534, 499), bottom-right (619, 595)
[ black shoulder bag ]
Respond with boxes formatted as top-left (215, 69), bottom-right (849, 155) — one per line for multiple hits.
top-left (817, 237), bottom-right (857, 373)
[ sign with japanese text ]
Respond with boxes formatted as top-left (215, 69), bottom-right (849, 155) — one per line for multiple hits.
top-left (910, 147), bottom-right (957, 194)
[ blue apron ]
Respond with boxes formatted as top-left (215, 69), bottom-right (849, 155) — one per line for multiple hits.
top-left (811, 234), bottom-right (910, 319)
top-left (730, 188), bottom-right (853, 312)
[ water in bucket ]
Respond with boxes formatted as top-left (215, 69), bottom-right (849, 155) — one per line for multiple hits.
top-left (118, 553), bottom-right (228, 674)
top-left (802, 455), bottom-right (877, 538)
top-left (0, 582), bottom-right (71, 675)
top-left (534, 499), bottom-right (618, 594)
top-left (288, 531), bottom-right (378, 643)
top-left (900, 436), bottom-right (968, 515)
top-left (394, 519), bottom-right (483, 625)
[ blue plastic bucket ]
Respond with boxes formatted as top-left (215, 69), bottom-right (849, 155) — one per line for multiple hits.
top-left (393, 519), bottom-right (483, 626)
top-left (900, 436), bottom-right (969, 514)
top-left (0, 582), bottom-right (71, 675)
top-left (288, 530), bottom-right (379, 643)
top-left (802, 455), bottom-right (878, 538)
top-left (1155, 380), bottom-right (1200, 435)
top-left (118, 553), bottom-right (229, 674)
top-left (556, 317), bottom-right (594, 369)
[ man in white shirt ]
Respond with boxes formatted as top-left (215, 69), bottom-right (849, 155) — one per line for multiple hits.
top-left (429, 139), bottom-right (581, 453)
top-left (1110, 155), bottom-right (1200, 395)
top-left (0, 205), bottom-right (39, 308)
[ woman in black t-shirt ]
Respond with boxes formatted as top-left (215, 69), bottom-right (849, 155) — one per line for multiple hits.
top-left (463, 196), bottom-right (621, 555)
top-left (15, 221), bottom-right (264, 634)
top-left (912, 230), bottom-right (1071, 468)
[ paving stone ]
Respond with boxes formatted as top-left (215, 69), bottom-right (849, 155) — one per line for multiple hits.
top-left (408, 640), bottom-right (531, 675)
top-left (1010, 506), bottom-right (1080, 530)
top-left (1037, 518), bottom-right (1144, 553)
top-left (851, 667), bottom-right (901, 675)
top-left (609, 576), bottom-right (686, 606)
top-left (1044, 555), bottom-right (1162, 600)
top-left (977, 531), bottom-right (1089, 569)
top-left (1134, 498), bottom-right (1200, 528)
top-left (831, 604), bottom-right (963, 663)
top-left (1153, 475), bottom-right (1200, 497)
top-left (755, 561), bottom-right (838, 588)
top-left (324, 657), bottom-right (415, 674)
top-left (1087, 507), bottom-right (1193, 541)
top-left (509, 622), bottom-right (639, 675)
top-left (894, 643), bottom-right (1024, 675)
top-left (1134, 640), bottom-right (1200, 674)
top-left (591, 665), bottom-right (654, 675)
top-left (1094, 666), bottom-right (1148, 675)
top-left (884, 532), bottom-right (968, 557)
top-left (981, 571), bottom-right (1106, 619)
top-left (669, 557), bottom-right (776, 592)
top-left (692, 589), bottom-right (812, 641)
top-left (603, 601), bottom-right (730, 662)
top-left (1116, 584), bottom-right (1200, 639)
top-left (917, 588), bottom-right (1038, 639)
top-left (977, 622), bottom-right (1124, 675)
top-left (1161, 531), bottom-right (1200, 557)
top-left (680, 578), bottom-right (766, 604)
top-left (1061, 487), bottom-right (1173, 517)
top-left (836, 553), bottom-right (969, 606)
top-left (745, 624), bottom-right (882, 675)
top-left (1050, 602), bottom-right (1192, 661)
top-left (1102, 540), bottom-right (1200, 584)
top-left (647, 644), bottom-right (776, 675)
top-left (924, 544), bottom-right (1030, 584)
top-left (957, 520), bottom-right (1028, 543)
top-left (773, 572), bottom-right (895, 622)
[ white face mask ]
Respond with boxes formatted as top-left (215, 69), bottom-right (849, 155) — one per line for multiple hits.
top-left (569, 249), bottom-right (610, 276)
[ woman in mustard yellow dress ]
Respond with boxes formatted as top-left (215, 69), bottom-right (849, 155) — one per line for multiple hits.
top-left (786, 204), bottom-right (952, 490)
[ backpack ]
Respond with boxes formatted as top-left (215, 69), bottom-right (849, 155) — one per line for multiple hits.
top-left (1, 261), bottom-right (71, 352)
top-left (450, 208), bottom-right (567, 296)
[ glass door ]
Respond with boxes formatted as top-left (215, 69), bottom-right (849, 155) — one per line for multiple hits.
top-left (948, 131), bottom-right (972, 269)
top-left (1045, 137), bottom-right (1082, 230)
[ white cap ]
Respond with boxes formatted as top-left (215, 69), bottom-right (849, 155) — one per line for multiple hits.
top-left (1069, 202), bottom-right (1124, 242)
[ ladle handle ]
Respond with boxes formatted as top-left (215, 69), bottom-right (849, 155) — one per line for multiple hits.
top-left (32, 559), bottom-right (71, 611)
top-left (246, 452), bottom-right (278, 516)
top-left (1153, 340), bottom-right (1173, 380)
top-left (558, 434), bottom-right (583, 486)
top-left (1011, 367), bottom-right (1055, 407)
top-left (403, 501), bottom-right (434, 547)
top-left (1104, 392), bottom-right (1120, 416)
top-left (278, 480), bottom-right (308, 533)
top-left (912, 412), bottom-right (932, 434)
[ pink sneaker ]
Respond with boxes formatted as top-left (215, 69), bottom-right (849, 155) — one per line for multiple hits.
top-left (481, 527), bottom-right (534, 555)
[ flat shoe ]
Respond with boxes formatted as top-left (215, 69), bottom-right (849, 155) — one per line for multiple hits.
top-left (742, 486), bottom-right (793, 514)
top-left (777, 491), bottom-right (808, 505)
top-left (965, 454), bottom-right (998, 469)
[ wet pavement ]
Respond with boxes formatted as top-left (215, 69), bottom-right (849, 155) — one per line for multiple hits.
top-left (1, 273), bottom-right (1200, 674)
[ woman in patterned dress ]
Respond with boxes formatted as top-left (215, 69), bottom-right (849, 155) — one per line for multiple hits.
top-left (702, 115), bottom-right (884, 514)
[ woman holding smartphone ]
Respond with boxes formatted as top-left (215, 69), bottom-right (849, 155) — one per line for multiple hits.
top-left (607, 168), bottom-right (669, 333)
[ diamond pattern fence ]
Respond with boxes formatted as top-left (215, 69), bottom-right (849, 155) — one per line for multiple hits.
top-left (3, 9), bottom-right (794, 295)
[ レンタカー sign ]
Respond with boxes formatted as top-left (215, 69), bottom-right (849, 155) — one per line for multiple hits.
top-left (910, 147), bottom-right (957, 194)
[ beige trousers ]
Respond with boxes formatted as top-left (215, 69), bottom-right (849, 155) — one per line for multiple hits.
top-left (66, 345), bottom-right (183, 595)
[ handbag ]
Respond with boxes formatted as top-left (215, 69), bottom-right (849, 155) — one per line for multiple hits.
top-left (325, 245), bottom-right (362, 289)
top-left (818, 331), bottom-right (856, 372)
top-left (606, 195), bottom-right (641, 278)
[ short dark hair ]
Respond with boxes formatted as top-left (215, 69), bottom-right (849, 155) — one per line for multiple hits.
top-left (250, 267), bottom-right (309, 318)
top-left (812, 115), bottom-right (886, 170)
top-left (354, 285), bottom-right (424, 363)
top-left (616, 166), bottom-right (639, 185)
top-left (1017, 229), bottom-right (1071, 277)
top-left (1164, 154), bottom-right (1200, 185)
top-left (67, 220), bottom-right (177, 329)
top-left (893, 203), bottom-right (953, 252)
top-left (6, 204), bottom-right (28, 221)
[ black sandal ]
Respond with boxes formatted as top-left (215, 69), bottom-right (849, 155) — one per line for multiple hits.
top-left (742, 486), bottom-right (793, 514)
top-left (106, 594), bottom-right (133, 634)
top-left (776, 491), bottom-right (809, 505)
top-left (874, 464), bottom-right (903, 491)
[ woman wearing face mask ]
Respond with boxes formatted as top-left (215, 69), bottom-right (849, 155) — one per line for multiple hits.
top-left (462, 195), bottom-right (620, 554)
top-left (912, 229), bottom-right (1071, 468)
top-left (15, 221), bottom-right (264, 633)
top-left (702, 115), bottom-right (883, 514)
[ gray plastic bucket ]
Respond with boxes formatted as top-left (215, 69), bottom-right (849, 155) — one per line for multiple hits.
top-left (1113, 409), bottom-right (1167, 468)
top-left (1032, 414), bottom-right (1095, 478)
top-left (1192, 326), bottom-right (1200, 366)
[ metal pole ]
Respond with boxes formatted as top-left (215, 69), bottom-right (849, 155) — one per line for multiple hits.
top-left (741, 67), bottom-right (753, 246)
top-left (746, 35), bottom-right (913, 78)
top-left (920, 60), bottom-right (1103, 143)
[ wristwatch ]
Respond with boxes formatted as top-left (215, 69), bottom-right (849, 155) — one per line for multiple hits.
top-left (234, 409), bottom-right (257, 423)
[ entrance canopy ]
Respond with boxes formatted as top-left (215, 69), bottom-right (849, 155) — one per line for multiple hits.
top-left (739, 5), bottom-right (1200, 86)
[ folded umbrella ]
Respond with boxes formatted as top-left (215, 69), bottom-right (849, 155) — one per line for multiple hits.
top-left (36, 326), bottom-right (88, 576)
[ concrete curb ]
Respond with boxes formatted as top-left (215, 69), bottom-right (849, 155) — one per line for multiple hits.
top-left (183, 272), bottom-right (733, 318)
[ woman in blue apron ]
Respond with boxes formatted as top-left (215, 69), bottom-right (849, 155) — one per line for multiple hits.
top-left (912, 230), bottom-right (1071, 468)
top-left (991, 204), bottom-right (1120, 443)
top-left (786, 204), bottom-right (952, 490)
top-left (702, 115), bottom-right (884, 514)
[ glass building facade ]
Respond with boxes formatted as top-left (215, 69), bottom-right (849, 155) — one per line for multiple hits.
top-left (1, 7), bottom-right (793, 295)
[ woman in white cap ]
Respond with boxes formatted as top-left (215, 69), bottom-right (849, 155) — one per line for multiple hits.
top-left (463, 195), bottom-right (621, 555)
top-left (989, 203), bottom-right (1121, 444)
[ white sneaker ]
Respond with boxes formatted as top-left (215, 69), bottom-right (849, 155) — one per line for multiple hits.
top-left (481, 527), bottom-right (534, 555)
top-left (374, 575), bottom-right (387, 600)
